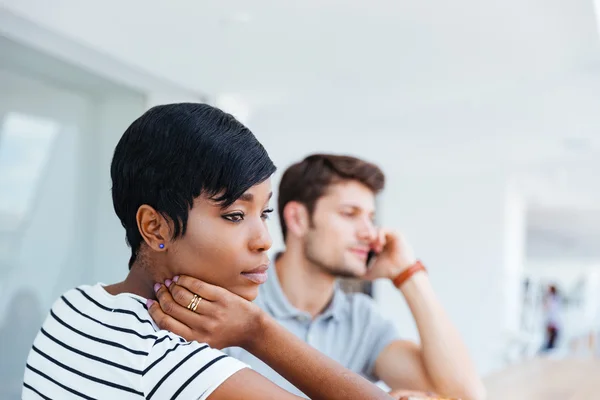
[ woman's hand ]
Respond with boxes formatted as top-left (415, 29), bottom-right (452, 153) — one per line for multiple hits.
top-left (147, 275), bottom-right (264, 350)
top-left (389, 389), bottom-right (442, 399)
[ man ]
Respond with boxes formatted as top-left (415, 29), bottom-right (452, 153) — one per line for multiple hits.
top-left (224, 154), bottom-right (486, 399)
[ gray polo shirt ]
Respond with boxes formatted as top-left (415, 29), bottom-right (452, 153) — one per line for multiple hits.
top-left (223, 266), bottom-right (401, 397)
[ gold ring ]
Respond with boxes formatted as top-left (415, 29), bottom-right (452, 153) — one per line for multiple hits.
top-left (187, 294), bottom-right (202, 311)
top-left (191, 296), bottom-right (201, 312)
top-left (187, 294), bottom-right (199, 310)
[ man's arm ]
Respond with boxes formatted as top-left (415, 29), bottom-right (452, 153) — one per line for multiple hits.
top-left (245, 312), bottom-right (393, 400)
top-left (374, 273), bottom-right (486, 399)
top-left (365, 231), bottom-right (486, 400)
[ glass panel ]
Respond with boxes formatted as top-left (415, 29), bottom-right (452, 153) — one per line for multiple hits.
top-left (0, 112), bottom-right (60, 230)
top-left (0, 80), bottom-right (82, 400)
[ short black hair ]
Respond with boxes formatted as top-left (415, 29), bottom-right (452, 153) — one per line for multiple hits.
top-left (110, 103), bottom-right (276, 268)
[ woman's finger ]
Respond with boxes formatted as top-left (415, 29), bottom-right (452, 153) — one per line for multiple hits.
top-left (146, 298), bottom-right (195, 339)
top-left (154, 283), bottom-right (209, 322)
top-left (155, 284), bottom-right (188, 316)
top-left (173, 275), bottom-right (225, 302)
top-left (168, 281), bottom-right (215, 315)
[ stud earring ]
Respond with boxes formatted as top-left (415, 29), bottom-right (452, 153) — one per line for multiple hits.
top-left (159, 243), bottom-right (165, 249)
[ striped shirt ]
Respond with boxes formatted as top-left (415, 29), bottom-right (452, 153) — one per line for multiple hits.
top-left (22, 283), bottom-right (247, 399)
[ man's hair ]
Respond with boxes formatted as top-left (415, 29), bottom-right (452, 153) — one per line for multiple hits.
top-left (277, 154), bottom-right (385, 240)
top-left (111, 103), bottom-right (276, 268)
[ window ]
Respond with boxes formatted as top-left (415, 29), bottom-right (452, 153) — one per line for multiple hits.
top-left (0, 112), bottom-right (60, 231)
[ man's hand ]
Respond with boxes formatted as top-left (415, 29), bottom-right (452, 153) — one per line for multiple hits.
top-left (363, 229), bottom-right (417, 281)
top-left (147, 275), bottom-right (264, 350)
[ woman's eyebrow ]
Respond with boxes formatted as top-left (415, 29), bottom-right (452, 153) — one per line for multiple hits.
top-left (238, 192), bottom-right (273, 203)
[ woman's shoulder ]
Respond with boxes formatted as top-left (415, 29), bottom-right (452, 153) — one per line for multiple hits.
top-left (47, 282), bottom-right (156, 333)
top-left (53, 283), bottom-right (147, 309)
top-left (47, 283), bottom-right (100, 312)
top-left (142, 337), bottom-right (248, 399)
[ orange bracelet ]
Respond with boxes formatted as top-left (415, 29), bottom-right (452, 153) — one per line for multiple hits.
top-left (392, 260), bottom-right (427, 288)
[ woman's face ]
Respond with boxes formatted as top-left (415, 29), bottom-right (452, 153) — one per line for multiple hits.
top-left (166, 179), bottom-right (273, 301)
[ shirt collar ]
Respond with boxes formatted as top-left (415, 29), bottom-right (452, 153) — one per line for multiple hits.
top-left (260, 261), bottom-right (347, 322)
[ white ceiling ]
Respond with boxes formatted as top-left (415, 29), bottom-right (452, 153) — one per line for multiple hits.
top-left (2, 0), bottom-right (599, 173)
top-left (2, 0), bottom-right (599, 114)
top-left (2, 0), bottom-right (600, 260)
top-left (6, 1), bottom-right (593, 154)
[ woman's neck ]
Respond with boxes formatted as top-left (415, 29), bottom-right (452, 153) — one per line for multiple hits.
top-left (104, 263), bottom-right (169, 300)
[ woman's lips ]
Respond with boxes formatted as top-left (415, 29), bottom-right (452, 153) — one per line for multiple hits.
top-left (241, 265), bottom-right (269, 284)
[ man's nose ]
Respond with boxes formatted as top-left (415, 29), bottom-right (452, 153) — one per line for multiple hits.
top-left (357, 218), bottom-right (377, 242)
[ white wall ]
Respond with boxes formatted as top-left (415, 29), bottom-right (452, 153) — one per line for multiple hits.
top-left (525, 260), bottom-right (600, 289)
top-left (503, 183), bottom-right (527, 335)
top-left (371, 172), bottom-right (522, 375)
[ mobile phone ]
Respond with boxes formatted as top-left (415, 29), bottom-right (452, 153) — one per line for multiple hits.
top-left (366, 250), bottom-right (377, 268)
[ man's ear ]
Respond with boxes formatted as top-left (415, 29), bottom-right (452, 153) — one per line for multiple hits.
top-left (282, 201), bottom-right (311, 238)
top-left (136, 205), bottom-right (171, 251)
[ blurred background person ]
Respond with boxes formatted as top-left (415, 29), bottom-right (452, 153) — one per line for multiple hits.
top-left (222, 154), bottom-right (485, 400)
top-left (541, 284), bottom-right (562, 353)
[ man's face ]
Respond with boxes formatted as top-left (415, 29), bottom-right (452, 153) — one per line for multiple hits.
top-left (303, 180), bottom-right (377, 278)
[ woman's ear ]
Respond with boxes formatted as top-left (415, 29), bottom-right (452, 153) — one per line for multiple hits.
top-left (136, 205), bottom-right (170, 251)
top-left (282, 201), bottom-right (311, 238)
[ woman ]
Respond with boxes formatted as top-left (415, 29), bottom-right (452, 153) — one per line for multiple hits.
top-left (22, 103), bottom-right (392, 400)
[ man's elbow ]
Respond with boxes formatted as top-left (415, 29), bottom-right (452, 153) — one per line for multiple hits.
top-left (458, 380), bottom-right (487, 400)
top-left (437, 375), bottom-right (486, 400)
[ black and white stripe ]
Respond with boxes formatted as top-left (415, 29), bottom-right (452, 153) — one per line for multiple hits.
top-left (22, 283), bottom-right (247, 399)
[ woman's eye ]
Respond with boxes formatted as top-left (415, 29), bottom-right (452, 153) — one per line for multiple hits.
top-left (261, 208), bottom-right (274, 220)
top-left (224, 213), bottom-right (244, 223)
